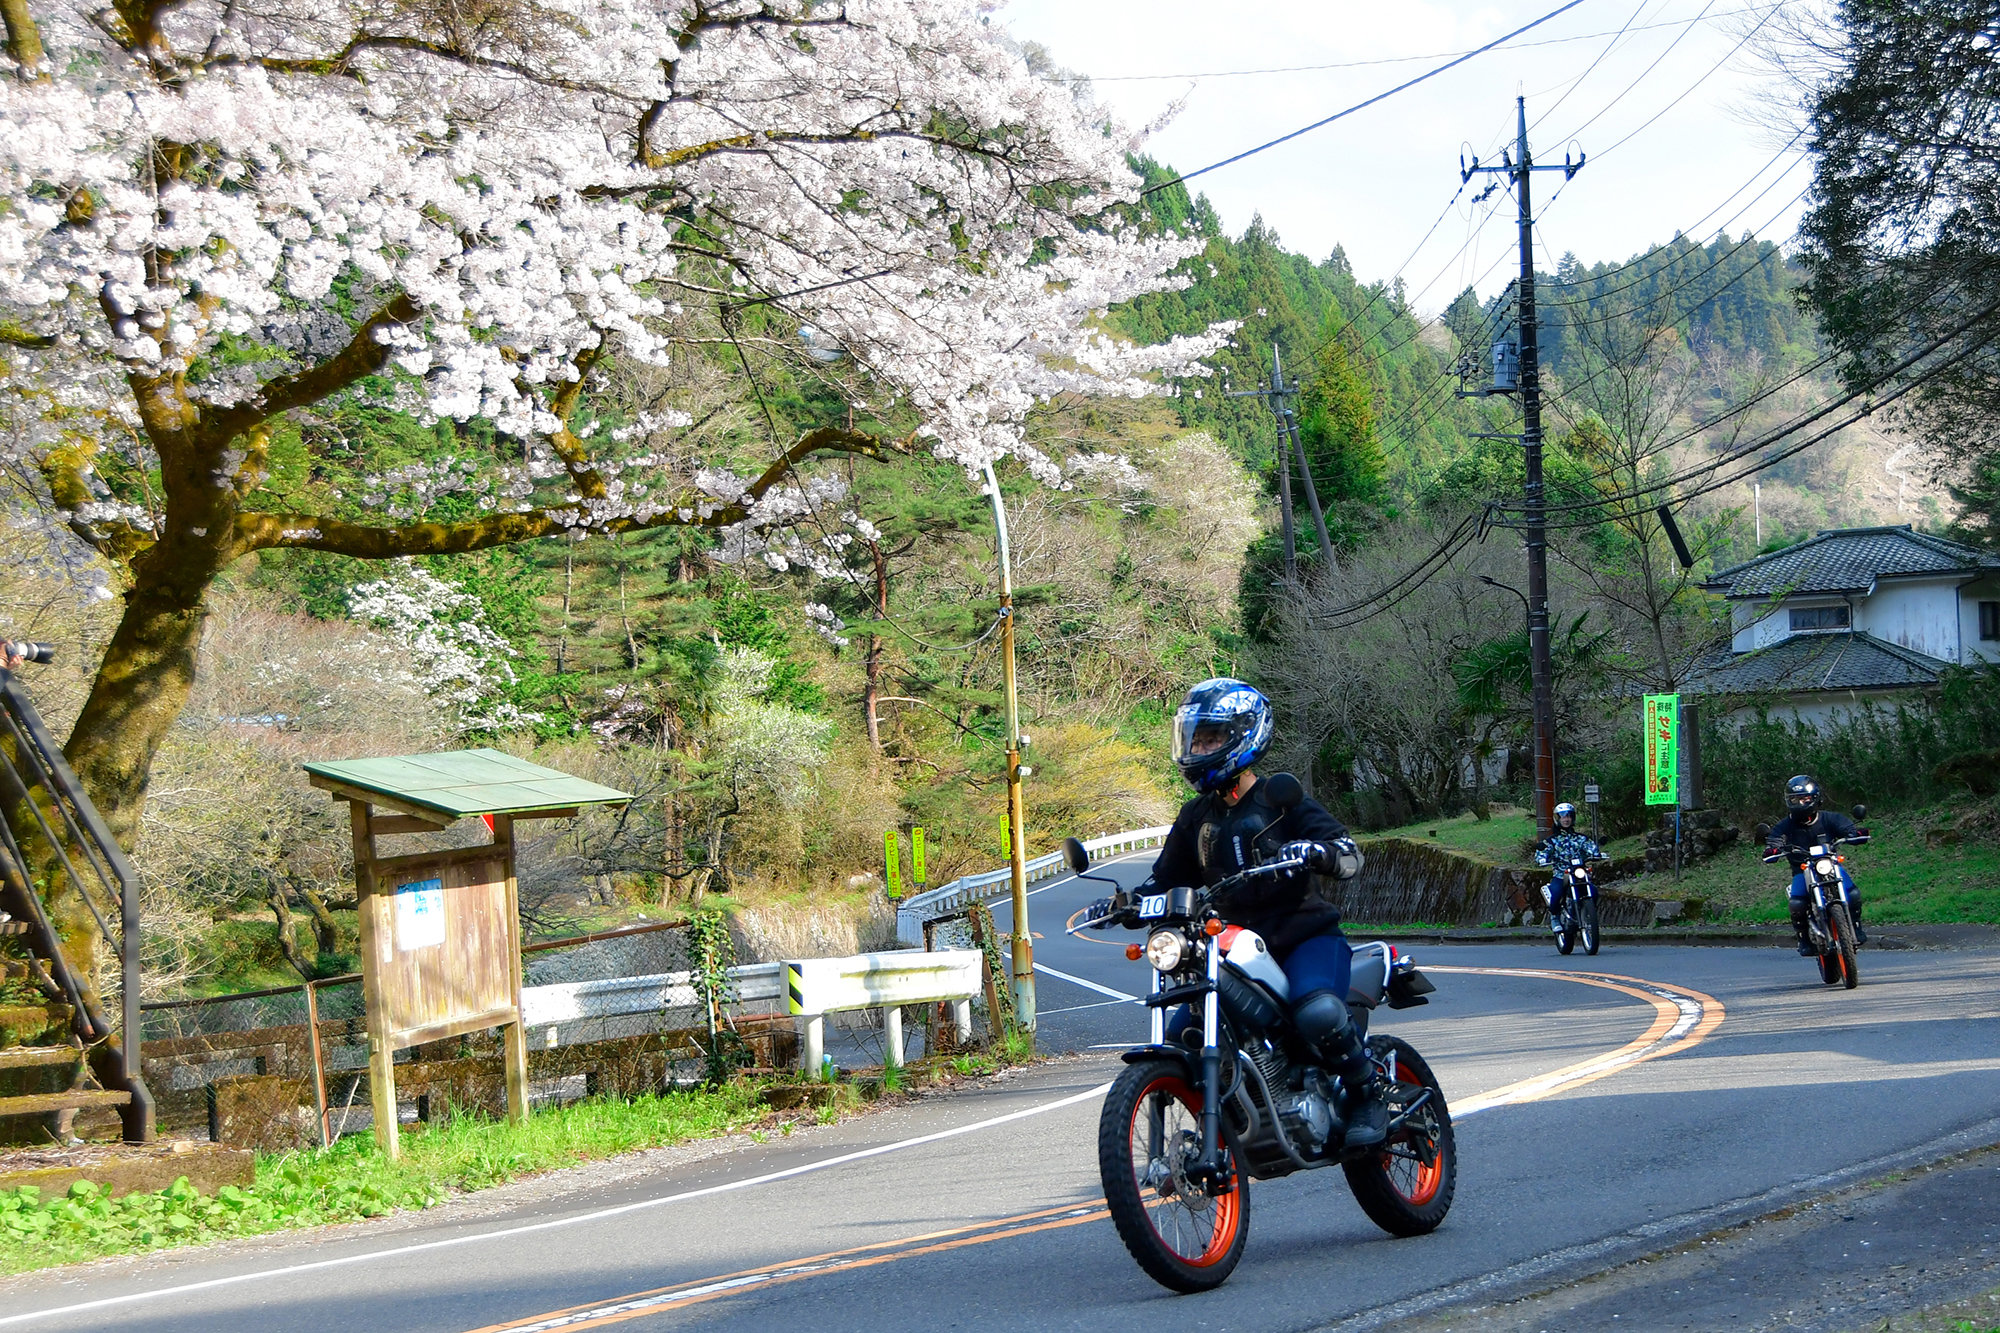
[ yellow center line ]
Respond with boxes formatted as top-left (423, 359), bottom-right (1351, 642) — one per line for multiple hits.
top-left (462, 965), bottom-right (1723, 1332)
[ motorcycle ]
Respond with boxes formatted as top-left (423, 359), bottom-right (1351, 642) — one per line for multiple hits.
top-left (1063, 796), bottom-right (1453, 1293)
top-left (1546, 851), bottom-right (1604, 957)
top-left (1756, 804), bottom-right (1870, 990)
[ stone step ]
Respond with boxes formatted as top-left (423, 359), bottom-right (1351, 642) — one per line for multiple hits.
top-left (0, 922), bottom-right (29, 937)
top-left (0, 1046), bottom-right (80, 1072)
top-left (0, 1003), bottom-right (73, 1047)
top-left (0, 1088), bottom-right (130, 1117)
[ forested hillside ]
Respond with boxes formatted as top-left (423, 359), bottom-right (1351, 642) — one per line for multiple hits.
top-left (0, 144), bottom-right (1956, 994)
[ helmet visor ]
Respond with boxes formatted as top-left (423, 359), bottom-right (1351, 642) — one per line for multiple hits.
top-left (1171, 706), bottom-right (1243, 763)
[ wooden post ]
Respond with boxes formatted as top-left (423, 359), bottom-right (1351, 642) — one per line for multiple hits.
top-left (305, 979), bottom-right (330, 1147)
top-left (494, 814), bottom-right (530, 1124)
top-left (350, 802), bottom-right (399, 1160)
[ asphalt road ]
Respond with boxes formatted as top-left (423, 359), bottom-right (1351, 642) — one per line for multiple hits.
top-left (8, 852), bottom-right (2000, 1333)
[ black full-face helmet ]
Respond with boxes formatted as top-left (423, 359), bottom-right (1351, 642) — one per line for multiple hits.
top-left (1554, 801), bottom-right (1577, 832)
top-left (1785, 774), bottom-right (1823, 819)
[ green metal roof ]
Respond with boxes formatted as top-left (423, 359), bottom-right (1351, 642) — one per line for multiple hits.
top-left (304, 748), bottom-right (630, 817)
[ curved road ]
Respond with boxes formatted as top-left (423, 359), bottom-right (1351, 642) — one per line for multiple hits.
top-left (8, 852), bottom-right (2000, 1332)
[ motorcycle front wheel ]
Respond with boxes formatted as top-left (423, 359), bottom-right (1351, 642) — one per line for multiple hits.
top-left (1098, 1060), bottom-right (1250, 1293)
top-left (1580, 897), bottom-right (1601, 956)
top-left (1344, 1035), bottom-right (1457, 1237)
top-left (1553, 893), bottom-right (1576, 955)
top-left (1828, 903), bottom-right (1860, 989)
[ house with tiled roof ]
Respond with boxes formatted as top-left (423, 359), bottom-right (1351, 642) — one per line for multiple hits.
top-left (1688, 525), bottom-right (2000, 726)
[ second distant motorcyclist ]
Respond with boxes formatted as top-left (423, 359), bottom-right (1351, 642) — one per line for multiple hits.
top-left (1534, 801), bottom-right (1602, 933)
top-left (1764, 774), bottom-right (1867, 953)
top-left (1094, 678), bottom-right (1381, 1147)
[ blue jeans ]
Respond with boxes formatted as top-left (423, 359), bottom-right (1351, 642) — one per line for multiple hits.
top-left (1167, 930), bottom-right (1352, 1044)
top-left (1790, 865), bottom-right (1856, 902)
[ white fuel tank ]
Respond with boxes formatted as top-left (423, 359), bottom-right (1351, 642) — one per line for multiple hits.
top-left (1221, 927), bottom-right (1289, 1002)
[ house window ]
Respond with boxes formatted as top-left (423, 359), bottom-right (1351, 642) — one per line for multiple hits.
top-left (1982, 601), bottom-right (2000, 642)
top-left (1789, 604), bottom-right (1851, 632)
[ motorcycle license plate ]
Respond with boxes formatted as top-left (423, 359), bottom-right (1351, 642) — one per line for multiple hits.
top-left (1137, 894), bottom-right (1168, 919)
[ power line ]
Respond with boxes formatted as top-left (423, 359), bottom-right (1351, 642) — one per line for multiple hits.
top-left (1142, 0), bottom-right (1591, 197)
top-left (1070, 4), bottom-right (1783, 82)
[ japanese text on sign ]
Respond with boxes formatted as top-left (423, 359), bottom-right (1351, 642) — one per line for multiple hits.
top-left (1643, 694), bottom-right (1680, 807)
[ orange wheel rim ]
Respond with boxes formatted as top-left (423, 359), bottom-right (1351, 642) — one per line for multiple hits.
top-left (1129, 1075), bottom-right (1242, 1267)
top-left (1387, 1148), bottom-right (1443, 1206)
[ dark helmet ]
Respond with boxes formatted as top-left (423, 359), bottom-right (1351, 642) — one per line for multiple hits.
top-left (1554, 801), bottom-right (1577, 832)
top-left (1785, 774), bottom-right (1823, 817)
top-left (1171, 678), bottom-right (1273, 794)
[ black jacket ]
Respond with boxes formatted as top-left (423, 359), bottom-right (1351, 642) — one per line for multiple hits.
top-left (1151, 774), bottom-right (1349, 959)
top-left (1767, 810), bottom-right (1862, 869)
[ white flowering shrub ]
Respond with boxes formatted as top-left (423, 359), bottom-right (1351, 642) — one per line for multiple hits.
top-left (345, 562), bottom-right (540, 735)
top-left (702, 647), bottom-right (833, 811)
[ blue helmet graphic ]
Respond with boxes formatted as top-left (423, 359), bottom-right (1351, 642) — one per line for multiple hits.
top-left (1171, 678), bottom-right (1274, 793)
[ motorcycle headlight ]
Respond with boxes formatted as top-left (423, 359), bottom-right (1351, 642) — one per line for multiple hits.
top-left (1573, 868), bottom-right (1589, 880)
top-left (1813, 858), bottom-right (1835, 876)
top-left (1145, 930), bottom-right (1185, 972)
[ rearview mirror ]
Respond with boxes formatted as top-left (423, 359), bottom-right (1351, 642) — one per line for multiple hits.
top-left (1753, 822), bottom-right (1770, 842)
top-left (1851, 804), bottom-right (1868, 821)
top-left (1264, 772), bottom-right (1304, 811)
top-left (1062, 836), bottom-right (1089, 874)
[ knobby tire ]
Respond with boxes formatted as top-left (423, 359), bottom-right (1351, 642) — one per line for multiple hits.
top-left (1343, 1036), bottom-right (1456, 1237)
top-left (1580, 897), bottom-right (1600, 956)
top-left (1098, 1060), bottom-right (1250, 1293)
top-left (1829, 903), bottom-right (1860, 990)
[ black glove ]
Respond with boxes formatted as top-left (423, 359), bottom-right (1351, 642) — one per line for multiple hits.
top-left (1082, 896), bottom-right (1116, 928)
top-left (1279, 839), bottom-right (1332, 871)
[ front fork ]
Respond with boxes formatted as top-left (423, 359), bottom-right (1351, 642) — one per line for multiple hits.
top-left (1196, 935), bottom-right (1226, 1190)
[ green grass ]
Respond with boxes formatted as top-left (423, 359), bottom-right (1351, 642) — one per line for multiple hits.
top-left (1367, 806), bottom-right (1543, 865)
top-left (0, 1083), bottom-right (768, 1275)
top-left (1368, 801), bottom-right (2000, 925)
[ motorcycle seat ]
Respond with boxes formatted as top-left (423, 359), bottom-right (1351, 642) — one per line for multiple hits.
top-left (1348, 941), bottom-right (1390, 1009)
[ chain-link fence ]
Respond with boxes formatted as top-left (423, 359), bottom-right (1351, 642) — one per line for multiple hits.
top-left (136, 921), bottom-right (798, 1145)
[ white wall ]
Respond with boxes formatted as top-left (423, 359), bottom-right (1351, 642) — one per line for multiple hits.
top-left (1854, 577), bottom-right (1962, 661)
top-left (1961, 574), bottom-right (2000, 665)
top-left (1733, 596), bottom-right (1851, 652)
top-left (1720, 688), bottom-right (1930, 733)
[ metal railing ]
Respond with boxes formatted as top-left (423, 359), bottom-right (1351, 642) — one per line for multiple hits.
top-left (893, 825), bottom-right (1172, 946)
top-left (0, 667), bottom-right (154, 1140)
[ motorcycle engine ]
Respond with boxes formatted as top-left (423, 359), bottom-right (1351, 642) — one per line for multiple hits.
top-left (1278, 1072), bottom-right (1336, 1150)
top-left (1280, 1090), bottom-right (1334, 1150)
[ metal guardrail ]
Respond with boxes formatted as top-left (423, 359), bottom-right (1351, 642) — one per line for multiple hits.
top-left (893, 825), bottom-right (1172, 945)
top-left (521, 962), bottom-right (783, 1030)
top-left (783, 950), bottom-right (981, 1071)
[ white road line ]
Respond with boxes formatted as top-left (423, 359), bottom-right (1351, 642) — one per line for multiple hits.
top-left (1037, 998), bottom-right (1134, 1016)
top-left (0, 1083), bottom-right (1115, 1330)
top-left (1021, 848), bottom-right (1157, 899)
top-left (1034, 962), bottom-right (1140, 1003)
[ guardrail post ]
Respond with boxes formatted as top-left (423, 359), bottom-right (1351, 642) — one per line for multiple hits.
top-left (952, 1000), bottom-right (972, 1044)
top-left (884, 1005), bottom-right (903, 1068)
top-left (800, 1015), bottom-right (824, 1074)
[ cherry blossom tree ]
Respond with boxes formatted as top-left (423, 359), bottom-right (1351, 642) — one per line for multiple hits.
top-left (0, 0), bottom-right (1226, 854)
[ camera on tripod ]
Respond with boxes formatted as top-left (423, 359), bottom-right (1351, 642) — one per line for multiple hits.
top-left (1, 641), bottom-right (55, 665)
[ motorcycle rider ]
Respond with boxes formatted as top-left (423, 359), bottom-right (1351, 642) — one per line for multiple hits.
top-left (1534, 801), bottom-right (1603, 933)
top-left (1091, 678), bottom-right (1381, 1148)
top-left (1764, 774), bottom-right (1868, 953)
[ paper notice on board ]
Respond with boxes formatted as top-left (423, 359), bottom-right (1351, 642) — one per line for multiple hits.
top-left (394, 876), bottom-right (446, 950)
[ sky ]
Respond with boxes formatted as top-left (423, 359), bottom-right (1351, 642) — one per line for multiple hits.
top-left (998, 0), bottom-right (1812, 312)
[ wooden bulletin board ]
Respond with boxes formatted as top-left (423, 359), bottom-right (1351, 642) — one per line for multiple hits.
top-left (372, 849), bottom-right (516, 1047)
top-left (304, 748), bottom-right (630, 1160)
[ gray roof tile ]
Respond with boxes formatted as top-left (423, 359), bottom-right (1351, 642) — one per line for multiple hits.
top-left (1702, 525), bottom-right (2000, 599)
top-left (1683, 631), bottom-right (1952, 696)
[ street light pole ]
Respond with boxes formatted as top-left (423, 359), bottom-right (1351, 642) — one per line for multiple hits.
top-left (982, 462), bottom-right (1034, 1036)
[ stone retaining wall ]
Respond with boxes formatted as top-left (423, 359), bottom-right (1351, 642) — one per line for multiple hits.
top-left (1344, 837), bottom-right (1663, 929)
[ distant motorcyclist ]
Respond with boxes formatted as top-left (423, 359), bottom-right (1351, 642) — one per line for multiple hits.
top-left (1764, 774), bottom-right (1867, 953)
top-left (1090, 678), bottom-right (1379, 1147)
top-left (1534, 801), bottom-right (1602, 932)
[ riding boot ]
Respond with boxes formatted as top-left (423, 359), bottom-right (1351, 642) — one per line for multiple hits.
top-left (1849, 896), bottom-right (1868, 946)
top-left (1293, 990), bottom-right (1386, 1150)
top-left (1789, 900), bottom-right (1814, 956)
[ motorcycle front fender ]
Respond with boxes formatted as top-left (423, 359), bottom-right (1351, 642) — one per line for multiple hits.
top-left (1119, 1044), bottom-right (1196, 1073)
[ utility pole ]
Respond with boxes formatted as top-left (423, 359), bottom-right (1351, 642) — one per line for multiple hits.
top-left (981, 462), bottom-right (1034, 1037)
top-left (1462, 97), bottom-right (1583, 841)
top-left (1229, 344), bottom-right (1336, 579)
